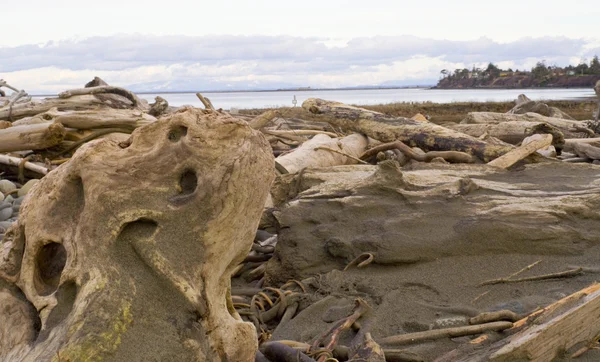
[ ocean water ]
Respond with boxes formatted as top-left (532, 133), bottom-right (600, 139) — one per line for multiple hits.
top-left (137, 88), bottom-right (597, 110)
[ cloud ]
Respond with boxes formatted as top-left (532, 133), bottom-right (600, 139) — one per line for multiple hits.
top-left (0, 34), bottom-right (597, 93)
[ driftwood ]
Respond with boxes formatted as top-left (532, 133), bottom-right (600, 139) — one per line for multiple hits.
top-left (487, 134), bottom-right (552, 169)
top-left (447, 121), bottom-right (565, 149)
top-left (196, 93), bottom-right (215, 110)
top-left (0, 154), bottom-right (49, 175)
top-left (361, 141), bottom-right (479, 164)
top-left (249, 110), bottom-right (278, 129)
top-left (12, 109), bottom-right (156, 130)
top-left (58, 85), bottom-right (142, 108)
top-left (507, 94), bottom-right (574, 120)
top-left (461, 112), bottom-right (594, 138)
top-left (275, 133), bottom-right (368, 174)
top-left (0, 95), bottom-right (139, 121)
top-left (0, 122), bottom-right (66, 152)
top-left (572, 142), bottom-right (600, 160)
top-left (378, 321), bottom-right (513, 346)
top-left (302, 98), bottom-right (515, 162)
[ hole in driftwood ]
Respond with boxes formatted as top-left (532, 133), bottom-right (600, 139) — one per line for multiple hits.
top-left (179, 170), bottom-right (197, 195)
top-left (35, 242), bottom-right (67, 296)
top-left (167, 125), bottom-right (188, 142)
top-left (38, 280), bottom-right (77, 342)
top-left (118, 219), bottom-right (159, 241)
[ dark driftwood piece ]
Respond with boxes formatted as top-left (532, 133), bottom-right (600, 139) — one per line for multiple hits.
top-left (58, 85), bottom-right (142, 108)
top-left (303, 98), bottom-right (515, 162)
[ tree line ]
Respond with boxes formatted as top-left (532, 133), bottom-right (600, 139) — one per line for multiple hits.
top-left (440, 56), bottom-right (600, 81)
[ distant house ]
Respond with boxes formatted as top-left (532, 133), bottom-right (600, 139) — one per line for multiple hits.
top-left (567, 70), bottom-right (576, 76)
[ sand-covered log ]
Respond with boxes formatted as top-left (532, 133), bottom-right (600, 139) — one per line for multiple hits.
top-left (303, 98), bottom-right (515, 162)
top-left (0, 108), bottom-right (274, 361)
top-left (266, 161), bottom-right (600, 284)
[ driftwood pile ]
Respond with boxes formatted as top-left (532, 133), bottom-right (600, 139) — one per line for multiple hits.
top-left (3, 78), bottom-right (600, 361)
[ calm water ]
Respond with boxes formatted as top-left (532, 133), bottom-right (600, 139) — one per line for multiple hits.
top-left (138, 88), bottom-right (596, 110)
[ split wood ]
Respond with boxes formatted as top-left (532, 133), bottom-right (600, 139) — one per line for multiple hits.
top-left (487, 133), bottom-right (552, 169)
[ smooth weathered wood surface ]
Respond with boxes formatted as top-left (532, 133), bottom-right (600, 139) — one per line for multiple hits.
top-left (489, 284), bottom-right (600, 361)
top-left (11, 109), bottom-right (156, 130)
top-left (487, 134), bottom-right (552, 169)
top-left (302, 98), bottom-right (515, 162)
top-left (0, 122), bottom-right (65, 152)
top-left (447, 121), bottom-right (565, 147)
top-left (275, 133), bottom-right (368, 173)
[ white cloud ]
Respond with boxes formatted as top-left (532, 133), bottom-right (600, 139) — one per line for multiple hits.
top-left (1, 34), bottom-right (598, 94)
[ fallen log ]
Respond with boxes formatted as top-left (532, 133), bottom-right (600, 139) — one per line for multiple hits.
top-left (0, 94), bottom-right (139, 121)
top-left (461, 112), bottom-right (593, 138)
top-left (446, 122), bottom-right (565, 149)
top-left (0, 154), bottom-right (49, 175)
top-left (249, 110), bottom-right (278, 129)
top-left (302, 98), bottom-right (515, 162)
top-left (275, 133), bottom-right (368, 174)
top-left (0, 122), bottom-right (66, 152)
top-left (58, 85), bottom-right (142, 108)
top-left (487, 134), bottom-right (553, 169)
top-left (572, 142), bottom-right (600, 160)
top-left (12, 109), bottom-right (156, 130)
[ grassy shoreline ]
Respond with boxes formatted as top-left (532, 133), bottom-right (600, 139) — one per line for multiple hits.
top-left (241, 99), bottom-right (598, 123)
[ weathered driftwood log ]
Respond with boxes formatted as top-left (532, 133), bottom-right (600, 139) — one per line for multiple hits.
top-left (446, 122), bottom-right (565, 149)
top-left (0, 154), bottom-right (49, 175)
top-left (445, 284), bottom-right (600, 361)
top-left (302, 98), bottom-right (514, 162)
top-left (58, 85), bottom-right (142, 109)
top-left (249, 110), bottom-right (278, 129)
top-left (266, 161), bottom-right (600, 283)
top-left (0, 94), bottom-right (141, 122)
top-left (85, 76), bottom-right (109, 88)
top-left (572, 142), bottom-right (600, 160)
top-left (0, 122), bottom-right (66, 152)
top-left (461, 112), bottom-right (593, 137)
top-left (0, 108), bottom-right (274, 361)
top-left (507, 94), bottom-right (574, 120)
top-left (12, 109), bottom-right (156, 130)
top-left (275, 133), bottom-right (369, 174)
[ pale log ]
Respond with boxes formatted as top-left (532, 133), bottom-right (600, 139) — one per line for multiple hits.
top-left (248, 110), bottom-right (277, 129)
top-left (572, 142), bottom-right (600, 160)
top-left (0, 95), bottom-right (137, 121)
top-left (489, 284), bottom-right (600, 361)
top-left (302, 98), bottom-right (514, 162)
top-left (0, 122), bottom-right (66, 152)
top-left (0, 154), bottom-right (49, 175)
top-left (487, 134), bottom-right (553, 169)
top-left (13, 109), bottom-right (157, 130)
top-left (275, 133), bottom-right (368, 173)
top-left (447, 121), bottom-right (565, 148)
top-left (461, 112), bottom-right (593, 137)
top-left (58, 85), bottom-right (142, 108)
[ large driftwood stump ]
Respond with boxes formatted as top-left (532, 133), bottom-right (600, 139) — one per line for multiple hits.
top-left (0, 109), bottom-right (274, 361)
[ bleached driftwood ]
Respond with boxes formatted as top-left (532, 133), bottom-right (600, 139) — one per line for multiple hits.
top-left (13, 109), bottom-right (156, 130)
top-left (275, 133), bottom-right (369, 174)
top-left (487, 134), bottom-right (553, 169)
top-left (0, 154), bottom-right (49, 175)
top-left (0, 123), bottom-right (66, 152)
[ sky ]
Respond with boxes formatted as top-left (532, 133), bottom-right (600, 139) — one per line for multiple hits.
top-left (2, 0), bottom-right (600, 93)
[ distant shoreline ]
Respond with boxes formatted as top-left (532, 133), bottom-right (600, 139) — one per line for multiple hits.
top-left (29, 85), bottom-right (596, 98)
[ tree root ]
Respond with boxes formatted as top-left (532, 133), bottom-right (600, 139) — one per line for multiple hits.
top-left (344, 252), bottom-right (375, 271)
top-left (469, 310), bottom-right (520, 325)
top-left (479, 267), bottom-right (583, 286)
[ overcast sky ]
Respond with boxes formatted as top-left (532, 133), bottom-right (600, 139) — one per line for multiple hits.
top-left (2, 0), bottom-right (600, 93)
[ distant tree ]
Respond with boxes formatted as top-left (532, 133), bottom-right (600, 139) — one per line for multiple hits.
top-left (440, 69), bottom-right (449, 79)
top-left (532, 61), bottom-right (550, 79)
top-left (575, 62), bottom-right (589, 75)
top-left (484, 62), bottom-right (501, 77)
top-left (590, 56), bottom-right (600, 75)
top-left (507, 68), bottom-right (514, 72)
